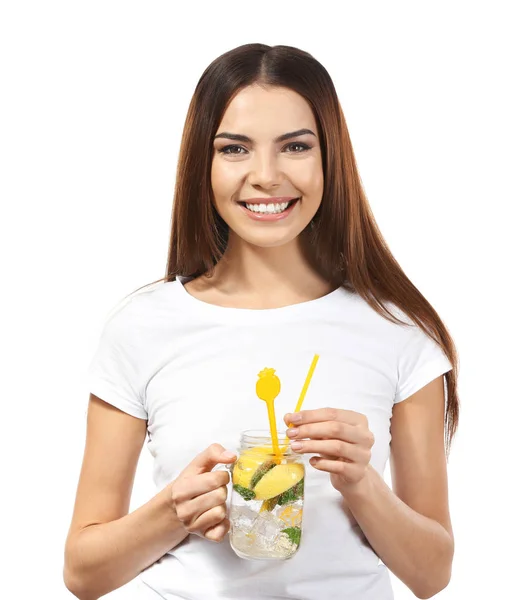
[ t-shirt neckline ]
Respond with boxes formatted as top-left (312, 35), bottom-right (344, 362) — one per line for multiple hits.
top-left (173, 276), bottom-right (348, 322)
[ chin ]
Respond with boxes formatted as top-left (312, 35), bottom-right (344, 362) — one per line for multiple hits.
top-left (233, 229), bottom-right (303, 249)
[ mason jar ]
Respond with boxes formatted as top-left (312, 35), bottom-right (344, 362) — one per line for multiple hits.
top-left (228, 430), bottom-right (305, 560)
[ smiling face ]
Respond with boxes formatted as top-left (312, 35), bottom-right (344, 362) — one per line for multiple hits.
top-left (211, 85), bottom-right (324, 249)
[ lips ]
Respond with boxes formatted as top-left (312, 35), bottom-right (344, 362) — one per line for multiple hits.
top-left (239, 196), bottom-right (298, 205)
top-left (237, 197), bottom-right (300, 221)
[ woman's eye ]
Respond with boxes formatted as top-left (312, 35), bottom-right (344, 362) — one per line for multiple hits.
top-left (219, 145), bottom-right (246, 155)
top-left (285, 142), bottom-right (310, 153)
top-left (218, 142), bottom-right (311, 155)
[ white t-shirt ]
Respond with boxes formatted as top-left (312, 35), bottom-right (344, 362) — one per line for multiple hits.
top-left (86, 277), bottom-right (453, 600)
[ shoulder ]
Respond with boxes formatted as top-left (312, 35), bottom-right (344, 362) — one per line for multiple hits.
top-left (123, 279), bottom-right (184, 316)
top-left (99, 280), bottom-right (183, 343)
top-left (338, 289), bottom-right (416, 345)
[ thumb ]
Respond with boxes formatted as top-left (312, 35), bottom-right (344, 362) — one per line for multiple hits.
top-left (182, 443), bottom-right (237, 476)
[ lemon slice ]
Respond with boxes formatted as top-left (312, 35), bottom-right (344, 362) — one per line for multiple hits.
top-left (252, 464), bottom-right (304, 500)
top-left (232, 445), bottom-right (275, 489)
top-left (278, 506), bottom-right (303, 527)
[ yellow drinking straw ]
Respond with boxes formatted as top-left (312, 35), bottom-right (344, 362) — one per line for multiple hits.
top-left (255, 356), bottom-right (320, 461)
top-left (290, 353), bottom-right (320, 423)
top-left (279, 353), bottom-right (320, 454)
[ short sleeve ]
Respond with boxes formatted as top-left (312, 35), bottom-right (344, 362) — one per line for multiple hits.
top-left (394, 325), bottom-right (453, 404)
top-left (86, 308), bottom-right (148, 420)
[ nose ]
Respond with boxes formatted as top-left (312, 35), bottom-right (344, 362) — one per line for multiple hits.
top-left (247, 151), bottom-right (283, 190)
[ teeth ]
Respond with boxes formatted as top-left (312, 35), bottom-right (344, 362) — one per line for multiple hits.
top-left (244, 200), bottom-right (295, 214)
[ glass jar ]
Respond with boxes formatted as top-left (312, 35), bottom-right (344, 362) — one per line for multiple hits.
top-left (228, 430), bottom-right (305, 560)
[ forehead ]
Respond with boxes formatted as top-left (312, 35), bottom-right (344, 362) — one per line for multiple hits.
top-left (217, 85), bottom-right (316, 135)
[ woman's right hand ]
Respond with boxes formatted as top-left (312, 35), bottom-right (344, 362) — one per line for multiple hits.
top-left (170, 443), bottom-right (237, 542)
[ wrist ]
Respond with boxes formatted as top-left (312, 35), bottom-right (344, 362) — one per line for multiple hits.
top-left (342, 463), bottom-right (377, 503)
top-left (161, 483), bottom-right (187, 541)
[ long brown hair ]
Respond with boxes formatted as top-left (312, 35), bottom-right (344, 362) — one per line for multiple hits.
top-left (126, 43), bottom-right (459, 457)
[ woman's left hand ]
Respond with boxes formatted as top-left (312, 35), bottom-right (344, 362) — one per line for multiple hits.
top-left (284, 408), bottom-right (375, 493)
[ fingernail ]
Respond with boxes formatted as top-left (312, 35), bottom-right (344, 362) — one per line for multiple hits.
top-left (289, 413), bottom-right (302, 423)
top-left (287, 428), bottom-right (299, 437)
top-left (291, 440), bottom-right (303, 450)
top-left (222, 451), bottom-right (237, 460)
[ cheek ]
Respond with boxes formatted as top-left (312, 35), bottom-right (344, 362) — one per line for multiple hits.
top-left (312, 171), bottom-right (324, 195)
top-left (291, 162), bottom-right (324, 196)
top-left (210, 161), bottom-right (237, 198)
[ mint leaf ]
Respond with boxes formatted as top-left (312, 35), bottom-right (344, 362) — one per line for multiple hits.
top-left (277, 488), bottom-right (295, 505)
top-left (281, 526), bottom-right (302, 546)
top-left (295, 478), bottom-right (304, 496)
top-left (277, 478), bottom-right (304, 505)
top-left (233, 484), bottom-right (256, 501)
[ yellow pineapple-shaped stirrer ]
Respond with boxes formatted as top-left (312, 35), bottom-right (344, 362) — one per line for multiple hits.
top-left (256, 368), bottom-right (282, 462)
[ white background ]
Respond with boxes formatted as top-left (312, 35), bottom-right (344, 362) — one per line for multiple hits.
top-left (1, 1), bottom-right (527, 598)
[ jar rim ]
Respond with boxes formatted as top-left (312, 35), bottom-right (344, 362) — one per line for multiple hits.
top-left (240, 429), bottom-right (289, 443)
top-left (239, 429), bottom-right (299, 457)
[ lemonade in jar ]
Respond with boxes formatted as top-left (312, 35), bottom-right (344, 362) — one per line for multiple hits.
top-left (229, 430), bottom-right (305, 560)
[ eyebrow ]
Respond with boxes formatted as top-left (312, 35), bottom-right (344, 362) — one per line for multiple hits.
top-left (213, 128), bottom-right (316, 144)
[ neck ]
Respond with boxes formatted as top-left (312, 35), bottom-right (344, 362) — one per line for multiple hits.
top-left (206, 232), bottom-right (333, 303)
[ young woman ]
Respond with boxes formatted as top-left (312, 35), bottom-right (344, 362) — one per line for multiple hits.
top-left (64, 43), bottom-right (459, 600)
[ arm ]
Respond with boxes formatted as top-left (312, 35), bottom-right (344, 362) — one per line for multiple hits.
top-left (63, 395), bottom-right (188, 600)
top-left (341, 375), bottom-right (454, 599)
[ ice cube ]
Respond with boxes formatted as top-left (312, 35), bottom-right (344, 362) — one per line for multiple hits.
top-left (231, 504), bottom-right (259, 533)
top-left (250, 511), bottom-right (284, 548)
